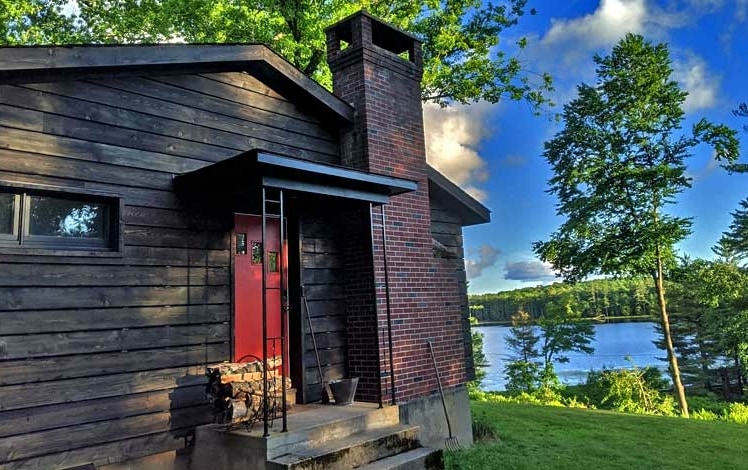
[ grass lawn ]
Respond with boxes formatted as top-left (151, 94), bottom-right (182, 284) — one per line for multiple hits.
top-left (445, 401), bottom-right (748, 470)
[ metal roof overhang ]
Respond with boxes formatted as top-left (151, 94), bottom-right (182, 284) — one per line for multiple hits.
top-left (175, 150), bottom-right (418, 204)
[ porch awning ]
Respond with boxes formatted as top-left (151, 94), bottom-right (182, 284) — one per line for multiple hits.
top-left (175, 150), bottom-right (417, 204)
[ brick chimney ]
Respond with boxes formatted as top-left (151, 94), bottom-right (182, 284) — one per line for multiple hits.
top-left (327, 12), bottom-right (457, 404)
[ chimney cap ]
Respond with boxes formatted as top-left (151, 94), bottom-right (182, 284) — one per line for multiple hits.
top-left (325, 10), bottom-right (422, 55)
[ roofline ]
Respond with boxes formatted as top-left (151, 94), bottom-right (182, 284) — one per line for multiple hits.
top-left (0, 43), bottom-right (354, 124)
top-left (428, 165), bottom-right (491, 226)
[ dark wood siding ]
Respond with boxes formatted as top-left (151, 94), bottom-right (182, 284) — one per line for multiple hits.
top-left (430, 199), bottom-right (474, 380)
top-left (299, 212), bottom-right (347, 403)
top-left (0, 71), bottom-right (339, 468)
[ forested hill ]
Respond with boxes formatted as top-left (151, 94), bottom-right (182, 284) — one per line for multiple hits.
top-left (469, 278), bottom-right (658, 322)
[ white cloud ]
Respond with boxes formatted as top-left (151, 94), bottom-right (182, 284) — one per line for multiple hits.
top-left (738, 0), bottom-right (748, 21)
top-left (543, 0), bottom-right (648, 50)
top-left (673, 54), bottom-right (719, 111)
top-left (531, 0), bottom-right (722, 113)
top-left (504, 260), bottom-right (557, 282)
top-left (423, 102), bottom-right (492, 202)
top-left (466, 245), bottom-right (501, 279)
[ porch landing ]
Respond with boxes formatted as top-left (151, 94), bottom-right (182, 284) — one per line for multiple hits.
top-left (191, 403), bottom-right (443, 469)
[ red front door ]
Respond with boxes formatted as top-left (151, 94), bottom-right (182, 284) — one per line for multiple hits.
top-left (233, 214), bottom-right (284, 363)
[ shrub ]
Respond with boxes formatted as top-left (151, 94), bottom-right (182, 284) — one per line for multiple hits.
top-left (582, 366), bottom-right (675, 416)
top-left (471, 411), bottom-right (499, 442)
top-left (691, 409), bottom-right (719, 421)
top-left (724, 403), bottom-right (748, 425)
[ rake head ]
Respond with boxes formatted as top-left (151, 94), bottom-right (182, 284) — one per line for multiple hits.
top-left (445, 436), bottom-right (461, 451)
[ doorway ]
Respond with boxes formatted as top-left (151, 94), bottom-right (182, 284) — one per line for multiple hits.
top-left (232, 214), bottom-right (287, 365)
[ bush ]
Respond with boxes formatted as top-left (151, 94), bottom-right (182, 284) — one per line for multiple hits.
top-left (691, 409), bottom-right (719, 421)
top-left (581, 366), bottom-right (675, 416)
top-left (471, 411), bottom-right (499, 442)
top-left (723, 402), bottom-right (748, 425)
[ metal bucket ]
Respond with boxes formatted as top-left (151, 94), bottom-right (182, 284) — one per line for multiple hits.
top-left (328, 377), bottom-right (359, 405)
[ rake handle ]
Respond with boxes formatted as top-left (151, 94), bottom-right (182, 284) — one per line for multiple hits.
top-left (427, 340), bottom-right (455, 439)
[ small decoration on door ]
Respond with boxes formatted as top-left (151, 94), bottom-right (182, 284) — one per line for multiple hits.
top-left (251, 241), bottom-right (262, 264)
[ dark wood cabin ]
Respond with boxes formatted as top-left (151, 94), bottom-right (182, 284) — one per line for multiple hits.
top-left (0, 12), bottom-right (489, 469)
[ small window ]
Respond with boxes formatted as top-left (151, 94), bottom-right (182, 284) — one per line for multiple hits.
top-left (236, 233), bottom-right (247, 255)
top-left (268, 251), bottom-right (278, 272)
top-left (0, 188), bottom-right (117, 251)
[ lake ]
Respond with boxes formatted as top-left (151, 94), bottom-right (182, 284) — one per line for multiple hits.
top-left (475, 321), bottom-right (667, 391)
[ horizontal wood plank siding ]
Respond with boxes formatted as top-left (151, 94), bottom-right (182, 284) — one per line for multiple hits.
top-left (299, 213), bottom-right (347, 403)
top-left (0, 69), bottom-right (340, 468)
top-left (431, 199), bottom-right (474, 379)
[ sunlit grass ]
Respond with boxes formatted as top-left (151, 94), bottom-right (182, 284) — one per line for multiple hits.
top-left (445, 401), bottom-right (748, 470)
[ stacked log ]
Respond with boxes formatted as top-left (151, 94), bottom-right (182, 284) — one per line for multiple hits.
top-left (206, 357), bottom-right (293, 426)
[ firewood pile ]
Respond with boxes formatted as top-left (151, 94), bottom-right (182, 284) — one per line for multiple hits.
top-left (205, 356), bottom-right (293, 427)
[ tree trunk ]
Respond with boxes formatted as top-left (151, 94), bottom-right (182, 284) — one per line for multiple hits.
top-left (654, 247), bottom-right (689, 417)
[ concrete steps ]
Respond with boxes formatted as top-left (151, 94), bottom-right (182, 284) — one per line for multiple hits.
top-left (267, 424), bottom-right (420, 470)
top-left (265, 403), bottom-right (401, 459)
top-left (359, 447), bottom-right (444, 470)
top-left (191, 403), bottom-right (443, 470)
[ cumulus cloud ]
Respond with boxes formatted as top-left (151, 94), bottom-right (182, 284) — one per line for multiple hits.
top-left (504, 261), bottom-right (556, 282)
top-left (673, 54), bottom-right (719, 111)
top-left (465, 245), bottom-right (500, 279)
top-left (423, 102), bottom-right (492, 202)
top-left (530, 0), bottom-right (722, 112)
top-left (543, 0), bottom-right (647, 47)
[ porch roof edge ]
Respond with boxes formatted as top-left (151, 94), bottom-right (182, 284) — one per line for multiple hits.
top-left (175, 150), bottom-right (417, 204)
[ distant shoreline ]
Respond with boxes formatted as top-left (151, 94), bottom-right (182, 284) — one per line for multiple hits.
top-left (473, 315), bottom-right (657, 327)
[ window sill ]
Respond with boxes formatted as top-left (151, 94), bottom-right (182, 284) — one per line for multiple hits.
top-left (0, 247), bottom-right (124, 258)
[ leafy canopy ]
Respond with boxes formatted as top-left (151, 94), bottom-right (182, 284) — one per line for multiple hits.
top-left (1, 0), bottom-right (553, 109)
top-left (534, 33), bottom-right (740, 281)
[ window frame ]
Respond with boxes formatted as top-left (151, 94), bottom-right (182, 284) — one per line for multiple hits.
top-left (0, 185), bottom-right (122, 256)
top-left (0, 192), bottom-right (20, 243)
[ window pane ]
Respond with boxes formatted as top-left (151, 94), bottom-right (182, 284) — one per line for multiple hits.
top-left (0, 193), bottom-right (13, 234)
top-left (29, 196), bottom-right (107, 239)
top-left (236, 233), bottom-right (247, 255)
top-left (268, 252), bottom-right (279, 272)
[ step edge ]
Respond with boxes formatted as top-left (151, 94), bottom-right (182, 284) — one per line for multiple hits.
top-left (356, 447), bottom-right (444, 470)
top-left (268, 425), bottom-right (421, 467)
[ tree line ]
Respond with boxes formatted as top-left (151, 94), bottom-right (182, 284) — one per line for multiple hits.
top-left (469, 277), bottom-right (658, 323)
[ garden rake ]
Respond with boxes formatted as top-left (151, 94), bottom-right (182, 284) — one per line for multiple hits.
top-left (427, 340), bottom-right (461, 451)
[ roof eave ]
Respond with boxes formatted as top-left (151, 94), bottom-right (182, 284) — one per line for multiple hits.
top-left (427, 165), bottom-right (491, 226)
top-left (0, 44), bottom-right (354, 124)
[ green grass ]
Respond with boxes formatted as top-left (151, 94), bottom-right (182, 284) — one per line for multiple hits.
top-left (445, 401), bottom-right (748, 470)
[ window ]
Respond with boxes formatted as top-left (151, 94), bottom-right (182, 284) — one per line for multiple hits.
top-left (0, 188), bottom-right (117, 251)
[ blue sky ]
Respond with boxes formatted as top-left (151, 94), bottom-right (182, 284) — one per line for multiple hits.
top-left (424, 0), bottom-right (748, 294)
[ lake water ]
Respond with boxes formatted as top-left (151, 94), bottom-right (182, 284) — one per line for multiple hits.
top-left (475, 322), bottom-right (667, 391)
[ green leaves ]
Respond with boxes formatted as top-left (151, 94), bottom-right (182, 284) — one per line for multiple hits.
top-left (1, 0), bottom-right (554, 110)
top-left (535, 34), bottom-right (739, 281)
top-left (723, 199), bottom-right (748, 260)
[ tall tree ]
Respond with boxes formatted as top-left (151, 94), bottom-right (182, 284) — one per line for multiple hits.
top-left (723, 199), bottom-right (748, 259)
top-left (537, 297), bottom-right (594, 369)
top-left (1, 0), bottom-right (553, 109)
top-left (504, 310), bottom-right (541, 393)
top-left (533, 34), bottom-right (741, 417)
top-left (669, 257), bottom-right (748, 395)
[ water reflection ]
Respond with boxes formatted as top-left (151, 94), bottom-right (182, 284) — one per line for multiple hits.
top-left (476, 322), bottom-right (667, 391)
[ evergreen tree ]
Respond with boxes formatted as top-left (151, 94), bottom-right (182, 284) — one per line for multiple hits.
top-left (504, 310), bottom-right (541, 393)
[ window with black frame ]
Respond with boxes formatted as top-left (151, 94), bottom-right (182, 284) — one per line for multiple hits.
top-left (0, 189), bottom-right (117, 251)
